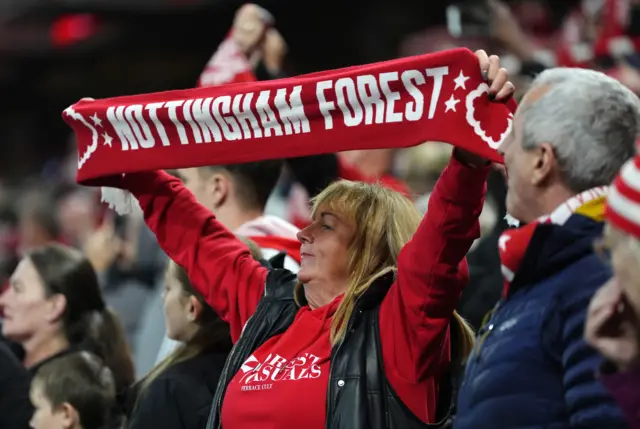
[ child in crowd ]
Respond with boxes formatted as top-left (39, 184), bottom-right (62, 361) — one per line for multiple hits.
top-left (29, 351), bottom-right (116, 429)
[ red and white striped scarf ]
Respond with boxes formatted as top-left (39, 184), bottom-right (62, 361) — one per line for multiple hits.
top-left (499, 186), bottom-right (608, 297)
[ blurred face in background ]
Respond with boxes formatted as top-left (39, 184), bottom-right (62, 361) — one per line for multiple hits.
top-left (56, 191), bottom-right (98, 247)
top-left (604, 225), bottom-right (640, 314)
top-left (339, 149), bottom-right (394, 177)
top-left (162, 273), bottom-right (198, 342)
top-left (19, 216), bottom-right (54, 253)
top-left (0, 258), bottom-right (58, 344)
top-left (612, 61), bottom-right (640, 95)
top-left (178, 168), bottom-right (214, 210)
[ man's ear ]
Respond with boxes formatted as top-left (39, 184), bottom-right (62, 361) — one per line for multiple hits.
top-left (530, 143), bottom-right (557, 186)
top-left (45, 294), bottom-right (67, 324)
top-left (57, 402), bottom-right (80, 429)
top-left (207, 172), bottom-right (230, 209)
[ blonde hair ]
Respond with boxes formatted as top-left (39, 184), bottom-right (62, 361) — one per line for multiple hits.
top-left (295, 180), bottom-right (475, 364)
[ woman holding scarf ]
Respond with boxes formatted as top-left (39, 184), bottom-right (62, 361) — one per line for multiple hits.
top-left (83, 50), bottom-right (513, 429)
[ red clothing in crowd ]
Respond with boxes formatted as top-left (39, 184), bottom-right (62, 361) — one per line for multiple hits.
top-left (122, 156), bottom-right (487, 429)
top-left (337, 160), bottom-right (412, 198)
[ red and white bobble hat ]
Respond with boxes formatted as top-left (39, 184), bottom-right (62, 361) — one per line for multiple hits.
top-left (606, 154), bottom-right (640, 237)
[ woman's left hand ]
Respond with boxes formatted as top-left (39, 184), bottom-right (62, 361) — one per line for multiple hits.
top-left (454, 50), bottom-right (515, 167)
top-left (474, 49), bottom-right (515, 100)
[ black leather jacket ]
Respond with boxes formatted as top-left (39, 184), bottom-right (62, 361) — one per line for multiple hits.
top-left (206, 267), bottom-right (459, 429)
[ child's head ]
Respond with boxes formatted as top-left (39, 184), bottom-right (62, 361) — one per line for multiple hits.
top-left (30, 351), bottom-right (115, 429)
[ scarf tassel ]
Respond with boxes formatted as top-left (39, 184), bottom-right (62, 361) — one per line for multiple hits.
top-left (101, 187), bottom-right (138, 216)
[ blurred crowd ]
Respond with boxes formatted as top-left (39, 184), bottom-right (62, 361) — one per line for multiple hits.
top-left (1, 1), bottom-right (640, 429)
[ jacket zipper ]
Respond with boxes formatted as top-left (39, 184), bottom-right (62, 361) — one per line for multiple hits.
top-left (325, 308), bottom-right (362, 427)
top-left (473, 300), bottom-right (503, 365)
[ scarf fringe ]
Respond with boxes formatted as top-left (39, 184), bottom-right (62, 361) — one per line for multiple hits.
top-left (504, 213), bottom-right (521, 227)
top-left (101, 187), bottom-right (139, 216)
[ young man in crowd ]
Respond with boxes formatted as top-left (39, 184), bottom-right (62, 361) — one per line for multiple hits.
top-left (454, 68), bottom-right (638, 429)
top-left (175, 162), bottom-right (300, 268)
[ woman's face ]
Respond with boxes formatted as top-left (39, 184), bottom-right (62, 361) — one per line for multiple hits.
top-left (0, 258), bottom-right (55, 343)
top-left (605, 225), bottom-right (640, 313)
top-left (162, 275), bottom-right (197, 342)
top-left (296, 207), bottom-right (354, 289)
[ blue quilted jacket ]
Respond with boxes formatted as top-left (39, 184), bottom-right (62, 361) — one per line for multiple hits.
top-left (454, 214), bottom-right (627, 429)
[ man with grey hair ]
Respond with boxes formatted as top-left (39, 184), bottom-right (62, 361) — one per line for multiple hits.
top-left (454, 68), bottom-right (638, 429)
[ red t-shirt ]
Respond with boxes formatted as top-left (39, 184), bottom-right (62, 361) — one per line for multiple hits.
top-left (221, 297), bottom-right (338, 429)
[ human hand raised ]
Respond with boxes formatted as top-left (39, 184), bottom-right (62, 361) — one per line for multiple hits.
top-left (230, 4), bottom-right (273, 55)
top-left (454, 49), bottom-right (515, 167)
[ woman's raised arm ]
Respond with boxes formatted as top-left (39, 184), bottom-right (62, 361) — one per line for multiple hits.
top-left (379, 154), bottom-right (488, 383)
top-left (123, 170), bottom-right (268, 341)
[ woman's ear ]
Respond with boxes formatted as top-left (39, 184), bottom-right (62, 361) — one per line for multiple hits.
top-left (187, 295), bottom-right (204, 323)
top-left (46, 294), bottom-right (67, 324)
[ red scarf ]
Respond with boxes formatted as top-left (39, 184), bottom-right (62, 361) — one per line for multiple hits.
top-left (499, 186), bottom-right (608, 297)
top-left (63, 48), bottom-right (516, 186)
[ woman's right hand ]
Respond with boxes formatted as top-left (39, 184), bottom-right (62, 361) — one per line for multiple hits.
top-left (454, 49), bottom-right (514, 167)
top-left (585, 278), bottom-right (640, 372)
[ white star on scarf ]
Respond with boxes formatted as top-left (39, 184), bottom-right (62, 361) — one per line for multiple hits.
top-left (102, 132), bottom-right (113, 147)
top-left (444, 94), bottom-right (459, 112)
top-left (453, 70), bottom-right (470, 90)
top-left (90, 113), bottom-right (103, 127)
